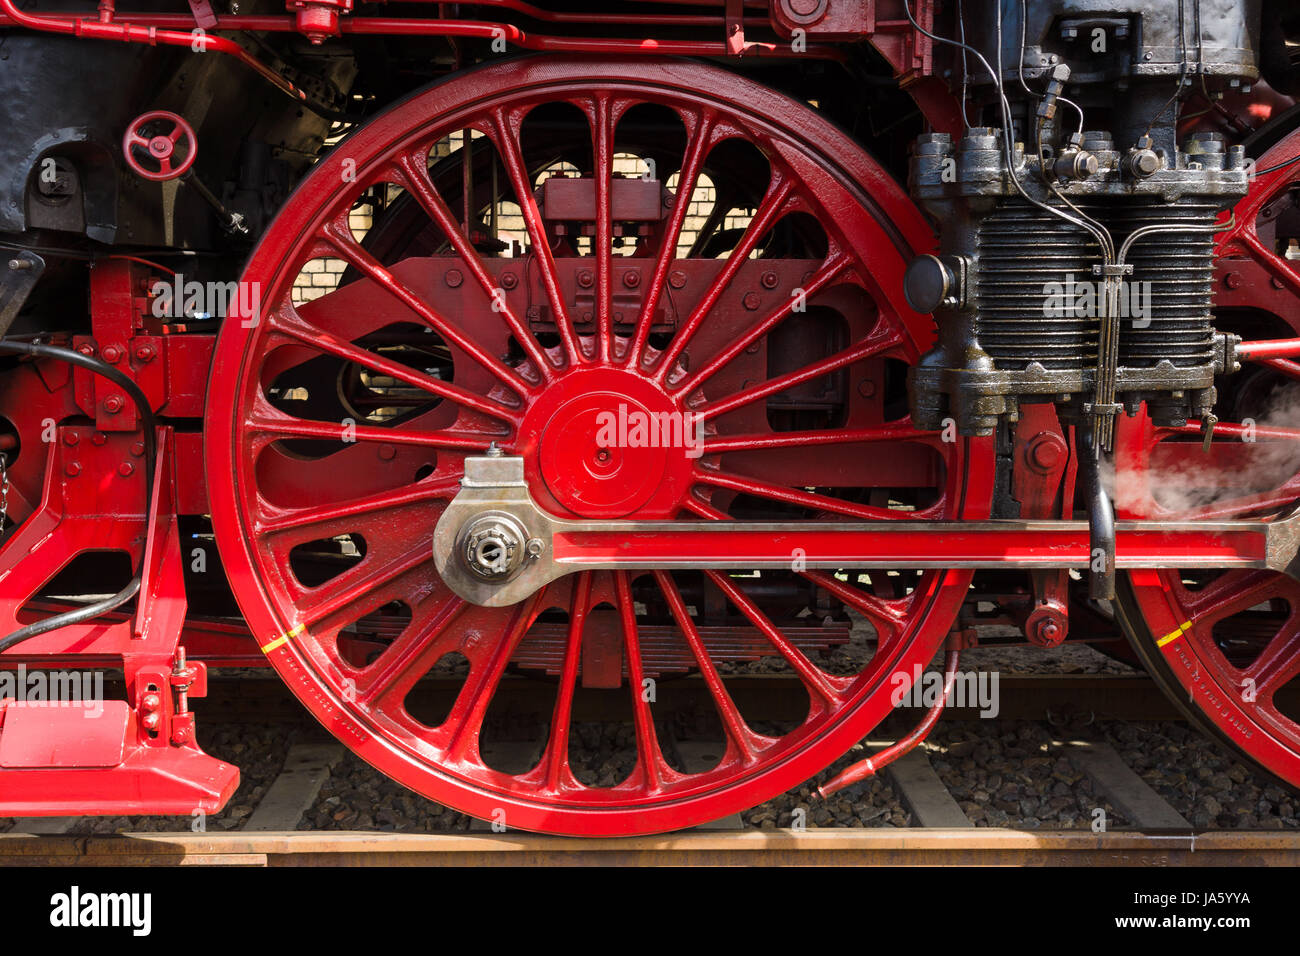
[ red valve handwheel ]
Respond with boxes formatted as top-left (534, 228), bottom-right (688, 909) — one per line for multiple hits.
top-left (122, 110), bottom-right (196, 182)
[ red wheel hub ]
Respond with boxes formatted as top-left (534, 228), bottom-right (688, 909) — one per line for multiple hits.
top-left (205, 56), bottom-right (993, 835)
top-left (521, 368), bottom-right (692, 518)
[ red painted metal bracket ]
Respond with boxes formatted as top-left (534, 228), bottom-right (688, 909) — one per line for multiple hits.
top-left (0, 426), bottom-right (237, 816)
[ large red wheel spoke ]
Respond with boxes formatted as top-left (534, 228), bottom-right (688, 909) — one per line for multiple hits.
top-left (321, 219), bottom-right (540, 396)
top-left (591, 94), bottom-right (616, 364)
top-left (705, 570), bottom-right (846, 709)
top-left (694, 468), bottom-right (937, 521)
top-left (626, 109), bottom-right (719, 370)
top-left (1240, 229), bottom-right (1300, 303)
top-left (443, 592), bottom-right (546, 761)
top-left (539, 572), bottom-right (591, 791)
top-left (798, 569), bottom-right (913, 649)
top-left (651, 174), bottom-right (797, 382)
top-left (1245, 624), bottom-right (1300, 699)
top-left (391, 149), bottom-right (559, 383)
top-left (354, 595), bottom-right (469, 708)
top-left (695, 325), bottom-right (905, 420)
top-left (248, 409), bottom-right (501, 451)
top-left (655, 570), bottom-right (769, 761)
top-left (270, 304), bottom-right (519, 422)
top-left (671, 252), bottom-right (852, 395)
top-left (486, 107), bottom-right (585, 366)
top-left (1180, 568), bottom-right (1283, 624)
top-left (296, 541), bottom-right (433, 630)
top-left (615, 571), bottom-right (670, 791)
top-left (256, 478), bottom-right (460, 535)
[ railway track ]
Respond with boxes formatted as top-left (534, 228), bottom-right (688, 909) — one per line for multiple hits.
top-left (4, 668), bottom-right (1297, 865)
top-left (3, 828), bottom-right (1298, 867)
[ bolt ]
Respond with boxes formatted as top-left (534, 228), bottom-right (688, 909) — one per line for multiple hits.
top-left (101, 345), bottom-right (122, 364)
top-left (1035, 619), bottom-right (1062, 645)
top-left (1273, 277), bottom-right (1286, 290)
top-left (103, 395), bottom-right (124, 414)
top-left (119, 461), bottom-right (134, 477)
top-left (1028, 435), bottom-right (1065, 471)
top-left (130, 441), bottom-right (145, 457)
top-left (622, 270), bottom-right (641, 289)
top-left (444, 269), bottom-right (464, 288)
top-left (8, 258), bottom-right (31, 271)
top-left (668, 270), bottom-right (687, 289)
top-left (1224, 272), bottom-right (1243, 290)
top-left (91, 432), bottom-right (107, 446)
top-left (577, 269), bottom-right (595, 289)
top-left (742, 292), bottom-right (761, 311)
top-left (857, 380), bottom-right (876, 398)
top-left (77, 344), bottom-right (95, 357)
top-left (526, 538), bottom-right (544, 558)
top-left (135, 343), bottom-right (156, 363)
top-left (142, 712), bottom-right (161, 730)
top-left (378, 444), bottom-right (396, 461)
top-left (63, 432), bottom-right (79, 446)
top-left (142, 693), bottom-right (161, 710)
top-left (761, 271), bottom-right (779, 290)
top-left (65, 461), bottom-right (80, 477)
top-left (501, 271), bottom-right (518, 290)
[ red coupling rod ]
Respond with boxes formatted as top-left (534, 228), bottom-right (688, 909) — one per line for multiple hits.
top-left (816, 649), bottom-right (961, 800)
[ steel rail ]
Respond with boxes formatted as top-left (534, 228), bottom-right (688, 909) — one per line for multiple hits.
top-left (3, 829), bottom-right (1297, 866)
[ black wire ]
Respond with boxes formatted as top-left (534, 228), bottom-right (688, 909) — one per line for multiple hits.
top-left (0, 340), bottom-right (157, 652)
top-left (1255, 154), bottom-right (1300, 176)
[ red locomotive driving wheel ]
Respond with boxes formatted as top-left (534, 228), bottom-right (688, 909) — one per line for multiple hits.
top-left (205, 56), bottom-right (993, 835)
top-left (1116, 125), bottom-right (1300, 789)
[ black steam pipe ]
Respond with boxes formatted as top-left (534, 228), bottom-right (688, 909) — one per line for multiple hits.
top-left (1080, 423), bottom-right (1116, 601)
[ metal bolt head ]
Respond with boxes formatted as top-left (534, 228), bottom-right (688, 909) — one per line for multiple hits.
top-left (135, 343), bottom-right (156, 363)
top-left (760, 271), bottom-right (779, 290)
top-left (103, 395), bottom-right (125, 414)
top-left (102, 345), bottom-right (122, 364)
top-left (501, 271), bottom-right (519, 290)
top-left (119, 461), bottom-right (135, 477)
top-left (577, 270), bottom-right (595, 289)
top-left (742, 292), bottom-right (761, 311)
top-left (668, 270), bottom-right (687, 289)
top-left (444, 269), bottom-right (464, 288)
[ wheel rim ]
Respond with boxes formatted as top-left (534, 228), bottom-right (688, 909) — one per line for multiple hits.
top-left (206, 56), bottom-right (994, 835)
top-left (1118, 125), bottom-right (1300, 783)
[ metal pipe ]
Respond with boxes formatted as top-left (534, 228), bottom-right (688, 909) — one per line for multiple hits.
top-left (0, 6), bottom-right (839, 62)
top-left (1080, 424), bottom-right (1115, 600)
top-left (0, 0), bottom-right (308, 100)
top-left (1237, 337), bottom-right (1300, 360)
top-left (816, 650), bottom-right (961, 799)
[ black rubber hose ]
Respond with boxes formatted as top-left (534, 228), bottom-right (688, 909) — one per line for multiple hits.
top-left (0, 339), bottom-right (157, 652)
